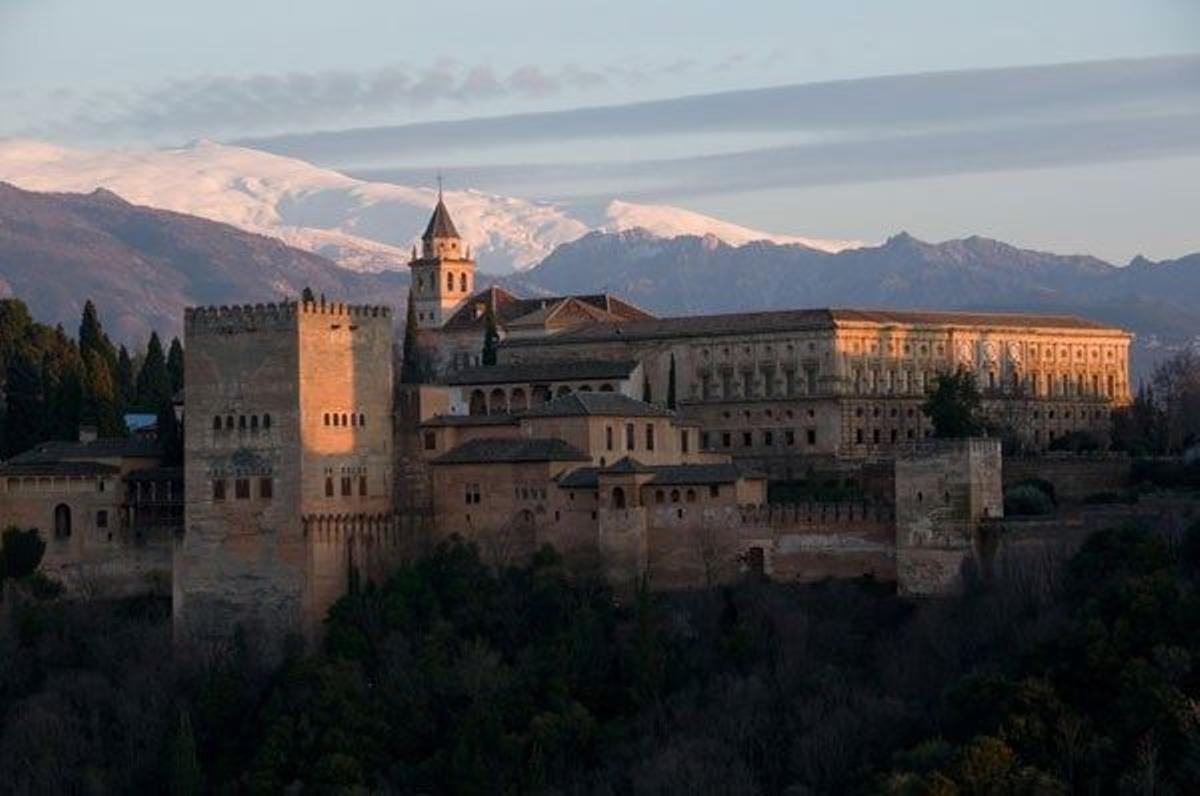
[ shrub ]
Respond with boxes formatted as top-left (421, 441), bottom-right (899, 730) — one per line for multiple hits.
top-left (1004, 484), bottom-right (1054, 517)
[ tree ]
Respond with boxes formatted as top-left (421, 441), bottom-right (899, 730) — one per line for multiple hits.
top-left (83, 349), bottom-right (123, 437)
top-left (399, 290), bottom-right (423, 384)
top-left (1, 527), bottom-right (46, 581)
top-left (922, 367), bottom-right (986, 438)
top-left (667, 354), bottom-right (677, 410)
top-left (167, 707), bottom-right (204, 796)
top-left (1151, 350), bottom-right (1200, 452)
top-left (481, 305), bottom-right (499, 367)
top-left (136, 332), bottom-right (171, 411)
top-left (43, 347), bottom-right (83, 442)
top-left (116, 345), bottom-right (137, 411)
top-left (78, 299), bottom-right (116, 372)
top-left (167, 337), bottom-right (185, 396)
top-left (3, 348), bottom-right (43, 457)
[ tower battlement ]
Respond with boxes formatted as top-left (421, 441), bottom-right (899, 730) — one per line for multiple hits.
top-left (184, 300), bottom-right (392, 334)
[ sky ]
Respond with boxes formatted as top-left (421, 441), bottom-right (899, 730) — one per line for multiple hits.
top-left (1, 0), bottom-right (1199, 262)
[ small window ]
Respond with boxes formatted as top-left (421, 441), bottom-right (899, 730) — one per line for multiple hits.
top-left (763, 430), bottom-right (774, 446)
top-left (359, 413), bottom-right (365, 426)
top-left (96, 510), bottom-right (108, 528)
top-left (807, 429), bottom-right (816, 445)
top-left (260, 478), bottom-right (273, 499)
top-left (324, 413), bottom-right (330, 426)
top-left (625, 423), bottom-right (635, 450)
top-left (645, 424), bottom-right (655, 451)
top-left (685, 489), bottom-right (696, 503)
top-left (351, 414), bottom-right (357, 427)
top-left (681, 430), bottom-right (689, 454)
top-left (742, 431), bottom-right (752, 447)
top-left (606, 426), bottom-right (614, 451)
top-left (655, 489), bottom-right (665, 504)
top-left (263, 414), bottom-right (271, 429)
top-left (325, 477), bottom-right (334, 497)
top-left (670, 489), bottom-right (680, 503)
top-left (225, 416), bottom-right (234, 430)
top-left (238, 415), bottom-right (246, 430)
top-left (359, 476), bottom-right (367, 497)
top-left (341, 477), bottom-right (352, 496)
top-left (424, 431), bottom-right (437, 451)
top-left (212, 416), bottom-right (221, 430)
top-left (213, 479), bottom-right (226, 501)
top-left (722, 432), bottom-right (731, 448)
top-left (341, 413), bottom-right (348, 427)
top-left (709, 484), bottom-right (719, 498)
top-left (250, 415), bottom-right (259, 430)
top-left (235, 478), bottom-right (250, 499)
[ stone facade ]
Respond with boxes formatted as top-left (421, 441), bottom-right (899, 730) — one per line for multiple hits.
top-left (178, 299), bottom-right (395, 646)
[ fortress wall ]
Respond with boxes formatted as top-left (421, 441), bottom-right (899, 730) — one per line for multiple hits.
top-left (1003, 456), bottom-right (1132, 503)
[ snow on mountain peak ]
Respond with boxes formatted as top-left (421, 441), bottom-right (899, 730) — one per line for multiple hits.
top-left (603, 199), bottom-right (863, 253)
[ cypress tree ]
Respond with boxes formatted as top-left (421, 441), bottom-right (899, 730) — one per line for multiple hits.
top-left (167, 337), bottom-right (184, 396)
top-left (2, 349), bottom-right (43, 457)
top-left (83, 350), bottom-right (123, 437)
top-left (116, 345), bottom-right (136, 410)
top-left (78, 299), bottom-right (116, 372)
top-left (400, 290), bottom-right (423, 384)
top-left (136, 332), bottom-right (171, 410)
top-left (481, 306), bottom-right (499, 367)
top-left (667, 354), bottom-right (677, 410)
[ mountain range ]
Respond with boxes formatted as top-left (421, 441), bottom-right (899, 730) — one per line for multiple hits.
top-left (0, 139), bottom-right (857, 275)
top-left (0, 140), bottom-right (1195, 378)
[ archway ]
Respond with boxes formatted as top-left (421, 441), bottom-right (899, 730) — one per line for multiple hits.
top-left (54, 503), bottom-right (72, 539)
top-left (489, 388), bottom-right (508, 415)
top-left (612, 487), bottom-right (626, 510)
top-left (469, 389), bottom-right (487, 416)
top-left (555, 385), bottom-right (572, 397)
top-left (510, 388), bottom-right (528, 413)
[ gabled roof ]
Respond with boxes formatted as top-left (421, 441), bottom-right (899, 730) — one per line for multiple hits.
top-left (423, 197), bottom-right (459, 240)
top-left (602, 456), bottom-right (654, 474)
top-left (523, 392), bottom-right (673, 419)
top-left (441, 286), bottom-right (653, 333)
top-left (443, 360), bottom-right (639, 386)
top-left (8, 437), bottom-right (161, 464)
top-left (431, 437), bottom-right (590, 465)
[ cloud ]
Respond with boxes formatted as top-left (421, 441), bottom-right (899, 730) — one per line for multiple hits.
top-left (507, 65), bottom-right (560, 97)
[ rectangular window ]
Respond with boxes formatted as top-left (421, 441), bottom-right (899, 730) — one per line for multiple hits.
top-left (213, 479), bottom-right (226, 501)
top-left (235, 478), bottom-right (250, 499)
top-left (625, 423), bottom-right (635, 450)
top-left (341, 477), bottom-right (352, 496)
top-left (424, 431), bottom-right (437, 451)
top-left (700, 431), bottom-right (709, 449)
top-left (96, 510), bottom-right (108, 528)
top-left (785, 430), bottom-right (795, 446)
top-left (325, 477), bottom-right (334, 497)
top-left (763, 430), bottom-right (774, 446)
top-left (709, 484), bottom-right (720, 498)
top-left (807, 428), bottom-right (817, 445)
top-left (260, 478), bottom-right (273, 499)
top-left (742, 431), bottom-right (752, 447)
top-left (722, 431), bottom-right (732, 448)
top-left (681, 430), bottom-right (689, 453)
top-left (464, 483), bottom-right (481, 504)
top-left (359, 476), bottom-right (367, 496)
top-left (606, 426), bottom-right (614, 451)
top-left (645, 423), bottom-right (655, 451)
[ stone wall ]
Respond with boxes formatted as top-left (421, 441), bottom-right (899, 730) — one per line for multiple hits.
top-left (1003, 456), bottom-right (1132, 504)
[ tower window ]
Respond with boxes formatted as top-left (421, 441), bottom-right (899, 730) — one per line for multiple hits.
top-left (263, 414), bottom-right (271, 429)
top-left (213, 479), bottom-right (226, 501)
top-left (447, 272), bottom-right (454, 291)
top-left (341, 477), bottom-right (352, 496)
top-left (325, 477), bottom-right (334, 497)
top-left (260, 478), bottom-right (273, 499)
top-left (212, 416), bottom-right (221, 431)
top-left (235, 478), bottom-right (250, 499)
top-left (460, 273), bottom-right (468, 291)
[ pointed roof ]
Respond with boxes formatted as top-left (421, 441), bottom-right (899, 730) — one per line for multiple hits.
top-left (423, 195), bottom-right (459, 240)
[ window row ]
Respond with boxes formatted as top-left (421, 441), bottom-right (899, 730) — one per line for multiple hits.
top-left (854, 428), bottom-right (929, 445)
top-left (323, 412), bottom-right (367, 428)
top-left (212, 414), bottom-right (272, 432)
top-left (702, 428), bottom-right (819, 449)
top-left (324, 476), bottom-right (370, 497)
top-left (213, 477), bottom-right (273, 500)
top-left (604, 422), bottom-right (657, 453)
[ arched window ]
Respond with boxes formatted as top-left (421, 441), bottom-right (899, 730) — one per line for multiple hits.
top-left (599, 383), bottom-right (614, 392)
top-left (510, 388), bottom-right (528, 413)
top-left (225, 415), bottom-right (234, 430)
top-left (238, 415), bottom-right (246, 430)
top-left (325, 477), bottom-right (334, 497)
top-left (556, 385), bottom-right (571, 397)
top-left (54, 503), bottom-right (71, 539)
top-left (612, 487), bottom-right (626, 510)
top-left (670, 489), bottom-right (680, 503)
top-left (489, 388), bottom-right (508, 415)
top-left (333, 413), bottom-right (340, 426)
top-left (263, 414), bottom-right (271, 429)
top-left (359, 413), bottom-right (365, 426)
top-left (250, 415), bottom-right (259, 430)
top-left (341, 413), bottom-right (348, 426)
top-left (350, 414), bottom-right (357, 427)
top-left (655, 489), bottom-right (665, 504)
top-left (212, 416), bottom-right (221, 430)
top-left (460, 273), bottom-right (467, 292)
top-left (686, 489), bottom-right (696, 503)
top-left (469, 390), bottom-right (487, 416)
top-left (324, 413), bottom-right (330, 426)
top-left (447, 272), bottom-right (454, 291)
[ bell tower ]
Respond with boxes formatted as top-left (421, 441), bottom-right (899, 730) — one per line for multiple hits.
top-left (408, 185), bottom-right (475, 329)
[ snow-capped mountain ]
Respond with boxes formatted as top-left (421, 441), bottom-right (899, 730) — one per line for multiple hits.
top-left (0, 139), bottom-right (860, 273)
top-left (602, 200), bottom-right (860, 252)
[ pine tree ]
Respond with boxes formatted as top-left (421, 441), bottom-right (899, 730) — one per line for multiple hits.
top-left (481, 306), bottom-right (500, 367)
top-left (167, 337), bottom-right (184, 396)
top-left (116, 345), bottom-right (136, 410)
top-left (400, 290), bottom-right (423, 384)
top-left (667, 354), bottom-right (677, 410)
top-left (78, 299), bottom-right (116, 372)
top-left (921, 367), bottom-right (986, 438)
top-left (2, 349), bottom-right (43, 457)
top-left (136, 332), bottom-right (171, 411)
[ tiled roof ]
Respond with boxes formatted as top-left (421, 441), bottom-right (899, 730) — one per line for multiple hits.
top-left (0, 461), bottom-right (120, 477)
top-left (124, 466), bottom-right (184, 481)
top-left (555, 461), bottom-right (758, 489)
top-left (523, 392), bottom-right (673, 418)
top-left (503, 306), bottom-right (1124, 347)
top-left (431, 437), bottom-right (590, 465)
top-left (420, 413), bottom-right (521, 428)
top-left (8, 437), bottom-right (161, 464)
top-left (441, 287), bottom-right (652, 333)
top-left (443, 360), bottom-right (638, 386)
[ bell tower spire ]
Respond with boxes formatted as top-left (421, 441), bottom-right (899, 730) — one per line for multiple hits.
top-left (408, 178), bottom-right (475, 330)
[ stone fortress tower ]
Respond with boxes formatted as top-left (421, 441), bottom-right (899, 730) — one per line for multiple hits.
top-left (408, 187), bottom-right (476, 330)
top-left (176, 299), bottom-right (394, 645)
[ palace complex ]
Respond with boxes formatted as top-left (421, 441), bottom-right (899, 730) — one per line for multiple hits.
top-left (0, 195), bottom-right (1135, 648)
